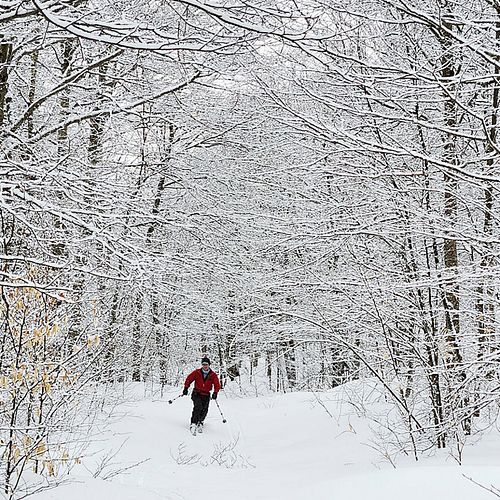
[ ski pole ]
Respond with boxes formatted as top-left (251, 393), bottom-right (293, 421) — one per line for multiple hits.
top-left (214, 399), bottom-right (227, 423)
top-left (168, 394), bottom-right (183, 404)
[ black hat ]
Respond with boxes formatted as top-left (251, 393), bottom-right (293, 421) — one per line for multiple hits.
top-left (201, 357), bottom-right (210, 365)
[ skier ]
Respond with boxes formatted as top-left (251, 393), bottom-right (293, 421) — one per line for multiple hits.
top-left (183, 357), bottom-right (221, 435)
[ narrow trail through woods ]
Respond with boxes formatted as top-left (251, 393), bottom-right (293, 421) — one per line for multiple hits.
top-left (33, 386), bottom-right (500, 500)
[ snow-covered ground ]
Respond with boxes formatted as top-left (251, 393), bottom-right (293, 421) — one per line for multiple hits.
top-left (31, 383), bottom-right (500, 500)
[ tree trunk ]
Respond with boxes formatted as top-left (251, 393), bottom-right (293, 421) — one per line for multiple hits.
top-left (132, 296), bottom-right (143, 382)
top-left (283, 340), bottom-right (296, 389)
top-left (57, 39), bottom-right (75, 153)
top-left (27, 50), bottom-right (39, 138)
top-left (440, 25), bottom-right (462, 368)
top-left (475, 5), bottom-right (500, 414)
top-left (0, 38), bottom-right (12, 131)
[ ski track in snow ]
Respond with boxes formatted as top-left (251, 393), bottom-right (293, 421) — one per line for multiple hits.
top-left (30, 384), bottom-right (500, 500)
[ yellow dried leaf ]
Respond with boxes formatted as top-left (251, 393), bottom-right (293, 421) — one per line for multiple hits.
top-left (87, 335), bottom-right (101, 349)
top-left (0, 376), bottom-right (8, 389)
top-left (35, 442), bottom-right (46, 456)
top-left (11, 369), bottom-right (20, 383)
top-left (32, 328), bottom-right (43, 344)
top-left (22, 435), bottom-right (32, 449)
top-left (43, 460), bottom-right (54, 476)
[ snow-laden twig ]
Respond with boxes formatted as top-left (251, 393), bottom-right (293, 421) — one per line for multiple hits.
top-left (463, 475), bottom-right (500, 498)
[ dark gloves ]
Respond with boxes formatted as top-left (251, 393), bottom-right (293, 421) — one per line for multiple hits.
top-left (182, 387), bottom-right (188, 396)
top-left (211, 392), bottom-right (218, 400)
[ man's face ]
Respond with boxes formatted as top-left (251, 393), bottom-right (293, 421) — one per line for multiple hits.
top-left (202, 363), bottom-right (209, 369)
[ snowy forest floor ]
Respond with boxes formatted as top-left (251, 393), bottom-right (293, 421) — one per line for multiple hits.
top-left (30, 382), bottom-right (500, 500)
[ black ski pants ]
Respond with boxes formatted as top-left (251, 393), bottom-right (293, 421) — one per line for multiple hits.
top-left (191, 392), bottom-right (210, 424)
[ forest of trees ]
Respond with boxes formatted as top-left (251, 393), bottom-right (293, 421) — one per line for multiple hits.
top-left (2, 0), bottom-right (500, 496)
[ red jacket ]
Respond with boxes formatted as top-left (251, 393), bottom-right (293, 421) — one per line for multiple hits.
top-left (184, 368), bottom-right (221, 396)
